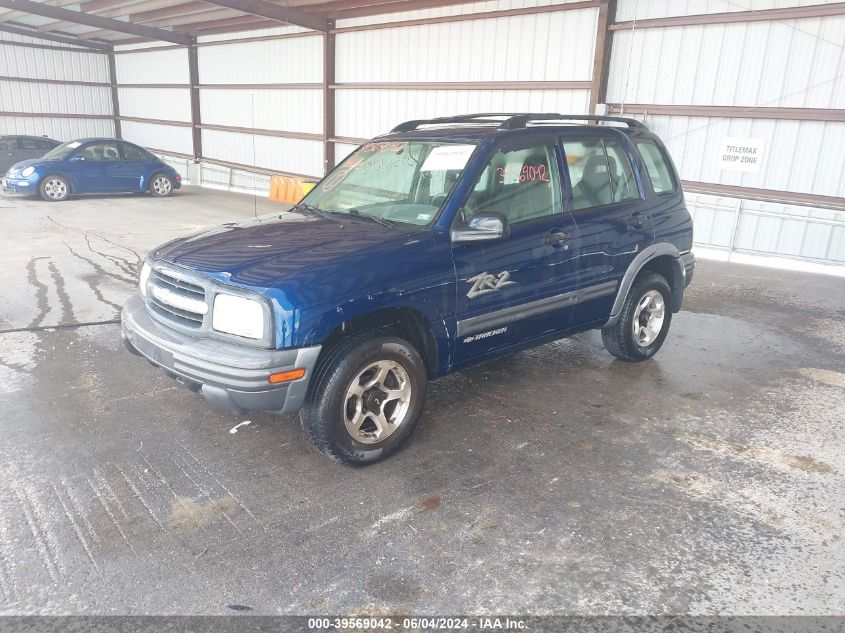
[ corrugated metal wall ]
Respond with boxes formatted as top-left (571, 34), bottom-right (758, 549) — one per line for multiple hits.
top-left (615, 0), bottom-right (845, 21)
top-left (110, 0), bottom-right (600, 182)
top-left (196, 31), bottom-right (324, 177)
top-left (114, 46), bottom-right (193, 155)
top-left (0, 31), bottom-right (113, 140)
top-left (334, 0), bottom-right (597, 141)
top-left (609, 0), bottom-right (845, 265)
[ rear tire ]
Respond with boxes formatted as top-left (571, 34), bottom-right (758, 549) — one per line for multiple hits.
top-left (149, 173), bottom-right (174, 197)
top-left (39, 175), bottom-right (69, 202)
top-left (299, 334), bottom-right (427, 466)
top-left (601, 272), bottom-right (672, 362)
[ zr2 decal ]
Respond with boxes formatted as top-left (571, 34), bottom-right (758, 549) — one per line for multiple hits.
top-left (466, 271), bottom-right (517, 299)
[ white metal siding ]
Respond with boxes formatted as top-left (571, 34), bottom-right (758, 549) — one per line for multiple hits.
top-left (0, 115), bottom-right (113, 139)
top-left (0, 80), bottom-right (111, 116)
top-left (0, 43), bottom-right (108, 83)
top-left (686, 192), bottom-right (845, 263)
top-left (336, 9), bottom-right (597, 83)
top-left (197, 36), bottom-right (322, 84)
top-left (0, 34), bottom-right (112, 140)
top-left (114, 48), bottom-right (190, 85)
top-left (199, 88), bottom-right (322, 133)
top-left (645, 115), bottom-right (845, 198)
top-left (607, 18), bottom-right (845, 108)
top-left (334, 1), bottom-right (598, 141)
top-left (201, 129), bottom-right (323, 177)
top-left (121, 120), bottom-right (193, 155)
top-left (615, 0), bottom-right (845, 21)
top-left (336, 88), bottom-right (591, 139)
top-left (117, 87), bottom-right (192, 122)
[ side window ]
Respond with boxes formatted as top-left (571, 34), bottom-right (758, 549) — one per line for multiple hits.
top-left (20, 138), bottom-right (40, 150)
top-left (564, 139), bottom-right (612, 210)
top-left (38, 139), bottom-right (57, 150)
top-left (564, 137), bottom-right (640, 210)
top-left (77, 142), bottom-right (121, 161)
top-left (122, 143), bottom-right (147, 161)
top-left (604, 139), bottom-right (639, 203)
top-left (636, 140), bottom-right (676, 194)
top-left (0, 138), bottom-right (16, 151)
top-left (463, 144), bottom-right (561, 226)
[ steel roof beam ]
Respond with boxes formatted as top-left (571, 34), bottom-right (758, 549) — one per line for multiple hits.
top-left (0, 21), bottom-right (110, 48)
top-left (199, 0), bottom-right (328, 31)
top-left (0, 0), bottom-right (192, 43)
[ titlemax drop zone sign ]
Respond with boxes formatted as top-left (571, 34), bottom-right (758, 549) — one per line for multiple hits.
top-left (718, 137), bottom-right (765, 173)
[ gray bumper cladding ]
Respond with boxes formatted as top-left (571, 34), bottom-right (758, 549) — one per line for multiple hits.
top-left (121, 294), bottom-right (321, 415)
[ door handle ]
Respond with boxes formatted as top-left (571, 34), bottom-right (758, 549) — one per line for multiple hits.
top-left (628, 212), bottom-right (647, 229)
top-left (544, 231), bottom-right (570, 246)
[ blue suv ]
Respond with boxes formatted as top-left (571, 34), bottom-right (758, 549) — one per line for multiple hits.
top-left (121, 114), bottom-right (694, 465)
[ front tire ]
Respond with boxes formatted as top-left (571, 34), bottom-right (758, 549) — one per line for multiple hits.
top-left (149, 173), bottom-right (174, 197)
top-left (39, 175), bottom-right (69, 202)
top-left (601, 272), bottom-right (672, 362)
top-left (300, 335), bottom-right (427, 466)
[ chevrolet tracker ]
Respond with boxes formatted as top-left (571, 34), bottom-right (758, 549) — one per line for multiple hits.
top-left (121, 113), bottom-right (695, 465)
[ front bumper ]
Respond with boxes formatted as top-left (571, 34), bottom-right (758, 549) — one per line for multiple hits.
top-left (1, 176), bottom-right (36, 194)
top-left (121, 294), bottom-right (320, 415)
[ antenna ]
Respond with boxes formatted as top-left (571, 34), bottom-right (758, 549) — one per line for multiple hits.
top-left (251, 91), bottom-right (257, 220)
top-left (620, 0), bottom-right (640, 117)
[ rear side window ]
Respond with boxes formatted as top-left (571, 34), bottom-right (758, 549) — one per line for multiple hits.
top-left (122, 143), bottom-right (148, 161)
top-left (0, 138), bottom-right (16, 150)
top-left (563, 137), bottom-right (639, 210)
top-left (636, 140), bottom-right (676, 194)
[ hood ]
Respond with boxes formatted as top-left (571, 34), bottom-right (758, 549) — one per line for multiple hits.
top-left (6, 158), bottom-right (54, 173)
top-left (152, 212), bottom-right (422, 288)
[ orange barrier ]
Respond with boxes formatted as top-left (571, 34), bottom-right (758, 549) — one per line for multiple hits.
top-left (269, 175), bottom-right (315, 203)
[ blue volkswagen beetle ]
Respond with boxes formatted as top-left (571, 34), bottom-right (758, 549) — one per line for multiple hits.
top-left (2, 138), bottom-right (182, 202)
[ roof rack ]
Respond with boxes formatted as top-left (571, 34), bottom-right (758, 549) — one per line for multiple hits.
top-left (391, 113), bottom-right (647, 133)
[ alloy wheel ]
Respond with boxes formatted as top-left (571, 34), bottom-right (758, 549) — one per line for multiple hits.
top-left (44, 178), bottom-right (67, 200)
top-left (153, 176), bottom-right (172, 196)
top-left (343, 360), bottom-right (412, 444)
top-left (631, 289), bottom-right (665, 347)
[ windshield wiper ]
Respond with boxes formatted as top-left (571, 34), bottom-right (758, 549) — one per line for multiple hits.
top-left (288, 202), bottom-right (332, 219)
top-left (343, 208), bottom-right (394, 228)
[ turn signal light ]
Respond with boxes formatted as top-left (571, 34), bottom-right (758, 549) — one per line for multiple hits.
top-left (268, 368), bottom-right (306, 384)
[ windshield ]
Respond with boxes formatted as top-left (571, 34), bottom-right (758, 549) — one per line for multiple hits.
top-left (301, 140), bottom-right (477, 227)
top-left (43, 140), bottom-right (82, 160)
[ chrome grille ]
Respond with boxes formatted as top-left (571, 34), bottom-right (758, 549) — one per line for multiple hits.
top-left (147, 268), bottom-right (208, 329)
top-left (149, 298), bottom-right (204, 328)
top-left (151, 270), bottom-right (205, 300)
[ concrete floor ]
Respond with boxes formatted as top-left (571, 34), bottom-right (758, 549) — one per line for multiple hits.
top-left (0, 187), bottom-right (842, 615)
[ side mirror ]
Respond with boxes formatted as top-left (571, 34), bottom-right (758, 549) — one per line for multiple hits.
top-left (451, 213), bottom-right (508, 244)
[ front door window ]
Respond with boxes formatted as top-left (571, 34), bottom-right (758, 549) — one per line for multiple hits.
top-left (460, 143), bottom-right (561, 226)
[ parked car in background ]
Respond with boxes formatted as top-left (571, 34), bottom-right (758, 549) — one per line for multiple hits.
top-left (122, 113), bottom-right (694, 466)
top-left (2, 138), bottom-right (181, 201)
top-left (0, 135), bottom-right (61, 174)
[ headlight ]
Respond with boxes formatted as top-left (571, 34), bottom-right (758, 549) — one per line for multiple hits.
top-left (212, 293), bottom-right (264, 339)
top-left (138, 261), bottom-right (151, 297)
top-left (21, 167), bottom-right (35, 177)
